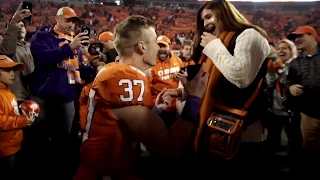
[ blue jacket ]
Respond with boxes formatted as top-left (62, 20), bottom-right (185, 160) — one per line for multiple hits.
top-left (30, 30), bottom-right (82, 102)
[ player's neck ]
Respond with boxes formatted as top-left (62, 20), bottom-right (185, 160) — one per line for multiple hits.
top-left (119, 56), bottom-right (150, 72)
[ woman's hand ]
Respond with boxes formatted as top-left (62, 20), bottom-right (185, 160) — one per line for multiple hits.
top-left (200, 32), bottom-right (218, 47)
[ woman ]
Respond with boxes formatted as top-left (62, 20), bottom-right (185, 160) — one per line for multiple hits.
top-left (266, 39), bottom-right (301, 159)
top-left (171, 0), bottom-right (271, 178)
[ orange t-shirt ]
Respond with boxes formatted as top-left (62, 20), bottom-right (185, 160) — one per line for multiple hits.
top-left (182, 60), bottom-right (195, 67)
top-left (0, 84), bottom-right (28, 157)
top-left (80, 62), bottom-right (153, 175)
top-left (150, 54), bottom-right (183, 111)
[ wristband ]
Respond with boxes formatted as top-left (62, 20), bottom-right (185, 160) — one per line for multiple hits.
top-left (180, 95), bottom-right (201, 123)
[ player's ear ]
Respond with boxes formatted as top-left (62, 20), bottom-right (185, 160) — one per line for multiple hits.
top-left (137, 40), bottom-right (146, 54)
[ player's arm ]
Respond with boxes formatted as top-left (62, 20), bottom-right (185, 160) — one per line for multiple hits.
top-left (112, 95), bottom-right (200, 158)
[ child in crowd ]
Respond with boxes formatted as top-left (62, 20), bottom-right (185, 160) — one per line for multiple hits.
top-left (0, 55), bottom-right (34, 179)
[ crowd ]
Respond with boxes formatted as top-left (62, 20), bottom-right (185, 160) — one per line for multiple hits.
top-left (0, 0), bottom-right (320, 180)
top-left (0, 0), bottom-right (319, 48)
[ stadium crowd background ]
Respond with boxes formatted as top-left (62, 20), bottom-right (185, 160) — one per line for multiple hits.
top-left (0, 0), bottom-right (319, 48)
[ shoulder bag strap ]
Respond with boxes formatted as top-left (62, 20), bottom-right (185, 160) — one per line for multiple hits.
top-left (241, 79), bottom-right (263, 110)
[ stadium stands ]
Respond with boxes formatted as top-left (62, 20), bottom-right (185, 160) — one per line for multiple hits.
top-left (0, 0), bottom-right (319, 44)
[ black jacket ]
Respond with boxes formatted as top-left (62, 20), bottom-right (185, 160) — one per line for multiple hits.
top-left (286, 45), bottom-right (320, 119)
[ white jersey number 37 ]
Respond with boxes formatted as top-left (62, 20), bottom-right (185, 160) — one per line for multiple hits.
top-left (119, 79), bottom-right (144, 102)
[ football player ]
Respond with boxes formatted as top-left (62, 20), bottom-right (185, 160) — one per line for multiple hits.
top-left (74, 15), bottom-right (208, 180)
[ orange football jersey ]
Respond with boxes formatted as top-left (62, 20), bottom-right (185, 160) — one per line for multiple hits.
top-left (80, 62), bottom-right (153, 175)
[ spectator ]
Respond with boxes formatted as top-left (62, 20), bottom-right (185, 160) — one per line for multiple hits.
top-left (0, 55), bottom-right (33, 179)
top-left (0, 4), bottom-right (34, 104)
top-left (266, 39), bottom-right (301, 158)
top-left (179, 39), bottom-right (194, 66)
top-left (98, 31), bottom-right (118, 63)
top-left (286, 25), bottom-right (320, 175)
top-left (150, 35), bottom-right (183, 127)
top-left (28, 7), bottom-right (89, 178)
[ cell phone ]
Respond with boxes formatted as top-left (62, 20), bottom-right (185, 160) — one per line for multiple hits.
top-left (22, 1), bottom-right (32, 21)
top-left (81, 26), bottom-right (91, 46)
top-left (186, 64), bottom-right (203, 81)
top-left (179, 67), bottom-right (187, 74)
top-left (88, 43), bottom-right (104, 56)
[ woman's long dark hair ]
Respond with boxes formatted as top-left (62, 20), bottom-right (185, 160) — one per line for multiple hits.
top-left (192, 0), bottom-right (268, 63)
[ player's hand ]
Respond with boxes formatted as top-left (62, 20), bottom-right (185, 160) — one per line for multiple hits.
top-left (155, 88), bottom-right (172, 110)
top-left (11, 3), bottom-right (31, 24)
top-left (289, 84), bottom-right (303, 96)
top-left (183, 63), bottom-right (209, 98)
top-left (70, 33), bottom-right (89, 50)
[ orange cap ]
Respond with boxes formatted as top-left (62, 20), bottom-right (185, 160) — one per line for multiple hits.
top-left (57, 7), bottom-right (78, 19)
top-left (288, 26), bottom-right (318, 40)
top-left (0, 55), bottom-right (24, 71)
top-left (99, 31), bottom-right (113, 42)
top-left (157, 35), bottom-right (171, 46)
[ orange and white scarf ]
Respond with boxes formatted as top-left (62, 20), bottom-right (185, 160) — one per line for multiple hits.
top-left (54, 25), bottom-right (81, 84)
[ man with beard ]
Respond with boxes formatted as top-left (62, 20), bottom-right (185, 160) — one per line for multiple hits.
top-left (148, 35), bottom-right (184, 179)
top-left (179, 39), bottom-right (195, 67)
top-left (150, 35), bottom-right (183, 127)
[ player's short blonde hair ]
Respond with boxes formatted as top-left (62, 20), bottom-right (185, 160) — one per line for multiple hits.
top-left (113, 15), bottom-right (155, 56)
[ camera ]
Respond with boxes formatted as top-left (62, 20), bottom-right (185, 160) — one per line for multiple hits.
top-left (88, 43), bottom-right (104, 56)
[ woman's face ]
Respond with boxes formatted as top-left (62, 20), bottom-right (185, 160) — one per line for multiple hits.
top-left (201, 8), bottom-right (218, 32)
top-left (277, 42), bottom-right (292, 62)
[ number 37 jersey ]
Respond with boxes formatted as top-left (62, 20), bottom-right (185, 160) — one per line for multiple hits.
top-left (81, 62), bottom-right (153, 175)
top-left (93, 62), bottom-right (153, 108)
